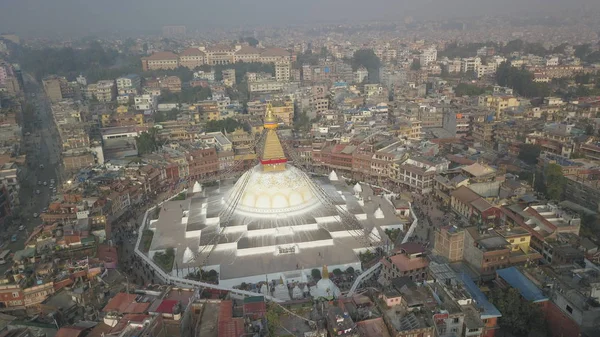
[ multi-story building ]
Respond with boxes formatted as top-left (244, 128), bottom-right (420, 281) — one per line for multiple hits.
top-left (116, 74), bottom-right (141, 94)
top-left (222, 69), bottom-right (236, 87)
top-left (478, 95), bottom-right (519, 118)
top-left (354, 67), bottom-right (368, 83)
top-left (433, 225), bottom-right (465, 262)
top-left (463, 226), bottom-right (541, 280)
top-left (461, 57), bottom-right (481, 73)
top-left (202, 44), bottom-right (238, 65)
top-left (472, 121), bottom-right (495, 148)
top-left (275, 61), bottom-right (291, 82)
top-left (95, 80), bottom-right (116, 102)
top-left (390, 157), bottom-right (449, 194)
top-left (42, 75), bottom-right (72, 102)
top-left (381, 243), bottom-right (429, 284)
top-left (0, 162), bottom-right (20, 210)
top-left (195, 101), bottom-right (220, 123)
top-left (525, 124), bottom-right (575, 158)
top-left (134, 94), bottom-right (158, 111)
top-left (248, 80), bottom-right (284, 93)
top-left (159, 76), bottom-right (182, 93)
top-left (141, 51), bottom-right (179, 71)
top-left (419, 46), bottom-right (437, 66)
top-left (450, 186), bottom-right (501, 225)
top-left (179, 47), bottom-right (205, 69)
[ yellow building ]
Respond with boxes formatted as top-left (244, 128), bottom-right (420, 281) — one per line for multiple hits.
top-left (497, 227), bottom-right (532, 254)
top-left (478, 95), bottom-right (520, 118)
top-left (116, 106), bottom-right (129, 114)
top-left (196, 101), bottom-right (220, 123)
top-left (266, 98), bottom-right (294, 126)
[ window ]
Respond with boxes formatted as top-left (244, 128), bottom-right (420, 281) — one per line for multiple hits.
top-left (453, 317), bottom-right (460, 323)
top-left (12, 292), bottom-right (19, 298)
top-left (520, 238), bottom-right (526, 242)
top-left (566, 305), bottom-right (573, 314)
top-left (468, 328), bottom-right (481, 332)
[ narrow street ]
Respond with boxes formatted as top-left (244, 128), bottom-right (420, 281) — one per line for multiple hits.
top-left (3, 74), bottom-right (62, 255)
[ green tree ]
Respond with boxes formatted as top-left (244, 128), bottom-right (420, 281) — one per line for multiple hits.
top-left (311, 268), bottom-right (321, 280)
top-left (153, 111), bottom-right (166, 123)
top-left (351, 49), bottom-right (381, 82)
top-left (332, 268), bottom-right (343, 277)
top-left (544, 163), bottom-right (565, 201)
top-left (455, 83), bottom-right (486, 96)
top-left (575, 44), bottom-right (592, 59)
top-left (205, 118), bottom-right (243, 133)
top-left (489, 288), bottom-right (548, 337)
top-left (167, 108), bottom-right (179, 121)
top-left (518, 144), bottom-right (542, 165)
top-left (135, 128), bottom-right (158, 154)
top-left (241, 36), bottom-right (259, 47)
top-left (346, 267), bottom-right (355, 275)
top-left (266, 303), bottom-right (283, 336)
top-left (586, 124), bottom-right (595, 135)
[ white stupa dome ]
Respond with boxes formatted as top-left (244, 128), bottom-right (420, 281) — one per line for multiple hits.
top-left (226, 164), bottom-right (321, 215)
top-left (329, 170), bottom-right (339, 181)
top-left (313, 265), bottom-right (341, 299)
top-left (274, 282), bottom-right (291, 301)
top-left (374, 206), bottom-right (385, 219)
top-left (353, 183), bottom-right (363, 194)
top-left (192, 181), bottom-right (202, 193)
top-left (260, 283), bottom-right (268, 295)
top-left (183, 247), bottom-right (194, 263)
top-left (292, 285), bottom-right (303, 299)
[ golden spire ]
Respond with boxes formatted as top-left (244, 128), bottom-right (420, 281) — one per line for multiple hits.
top-left (264, 103), bottom-right (278, 130)
top-left (322, 265), bottom-right (329, 279)
top-left (261, 103), bottom-right (287, 172)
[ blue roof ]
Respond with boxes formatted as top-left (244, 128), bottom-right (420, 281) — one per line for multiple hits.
top-left (497, 267), bottom-right (548, 303)
top-left (459, 273), bottom-right (502, 319)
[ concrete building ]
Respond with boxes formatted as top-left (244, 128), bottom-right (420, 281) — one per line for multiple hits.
top-left (275, 61), bottom-right (291, 82)
top-left (179, 47), bottom-right (205, 69)
top-left (433, 225), bottom-right (465, 262)
top-left (381, 244), bottom-right (429, 284)
top-left (134, 94), bottom-right (158, 111)
top-left (95, 80), bottom-right (116, 102)
top-left (42, 75), bottom-right (72, 102)
top-left (461, 57), bottom-right (481, 73)
top-left (116, 74), bottom-right (141, 95)
top-left (248, 80), bottom-right (284, 93)
top-left (141, 51), bottom-right (179, 71)
top-left (419, 47), bottom-right (437, 67)
top-left (354, 67), bottom-right (368, 83)
top-left (222, 69), bottom-right (236, 87)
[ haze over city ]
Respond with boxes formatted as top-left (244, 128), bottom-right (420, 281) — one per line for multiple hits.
top-left (1, 0), bottom-right (600, 36)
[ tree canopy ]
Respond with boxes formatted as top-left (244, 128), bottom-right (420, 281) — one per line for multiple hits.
top-left (158, 86), bottom-right (212, 105)
top-left (489, 288), bottom-right (548, 337)
top-left (351, 49), bottom-right (381, 83)
top-left (454, 83), bottom-right (488, 96)
top-left (18, 41), bottom-right (130, 81)
top-left (135, 128), bottom-right (158, 155)
top-left (496, 62), bottom-right (550, 98)
top-left (518, 144), bottom-right (542, 165)
top-left (205, 118), bottom-right (244, 133)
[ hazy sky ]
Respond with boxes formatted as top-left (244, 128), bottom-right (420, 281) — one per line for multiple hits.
top-left (1, 0), bottom-right (599, 36)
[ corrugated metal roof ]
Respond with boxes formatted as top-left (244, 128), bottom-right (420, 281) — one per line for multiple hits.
top-left (497, 267), bottom-right (548, 303)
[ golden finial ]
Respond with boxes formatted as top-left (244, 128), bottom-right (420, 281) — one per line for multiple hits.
top-left (264, 103), bottom-right (278, 129)
top-left (322, 265), bottom-right (329, 279)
